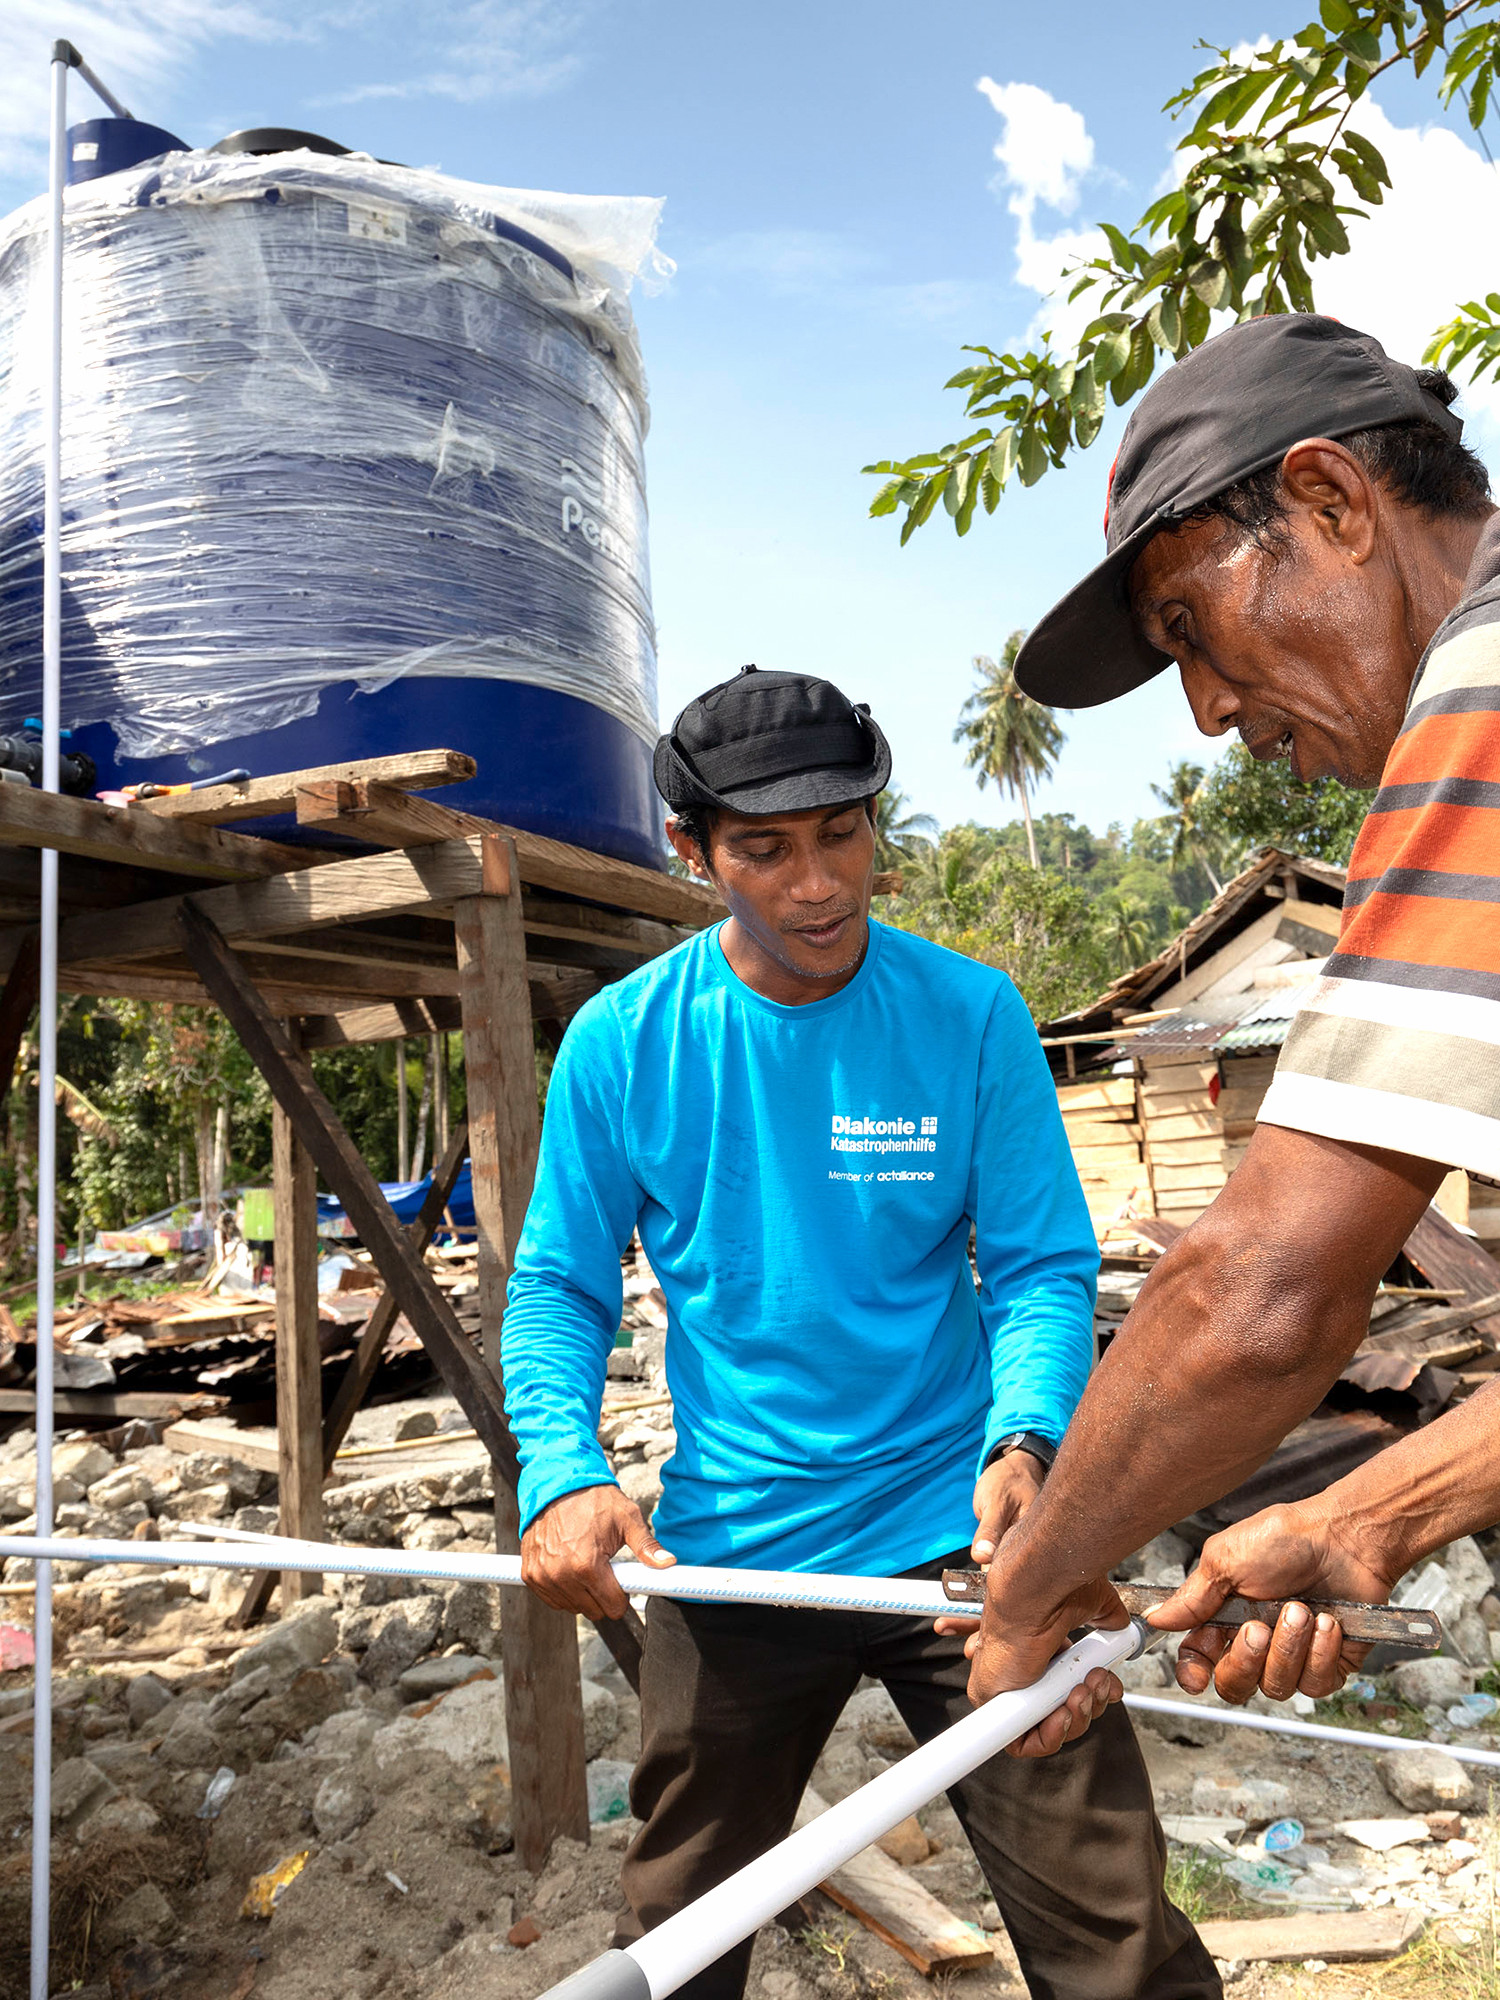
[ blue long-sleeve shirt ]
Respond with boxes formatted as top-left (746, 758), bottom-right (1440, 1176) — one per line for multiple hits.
top-left (502, 920), bottom-right (1097, 1575)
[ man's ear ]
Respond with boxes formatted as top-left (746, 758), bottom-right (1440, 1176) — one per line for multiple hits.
top-left (1279, 438), bottom-right (1380, 565)
top-left (665, 814), bottom-right (713, 882)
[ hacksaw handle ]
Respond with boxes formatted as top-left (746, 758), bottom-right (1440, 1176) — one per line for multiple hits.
top-left (938, 1568), bottom-right (1444, 1651)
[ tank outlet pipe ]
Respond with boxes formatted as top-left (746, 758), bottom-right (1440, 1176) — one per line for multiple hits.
top-left (51, 42), bottom-right (135, 120)
top-left (540, 1624), bottom-right (1143, 2000)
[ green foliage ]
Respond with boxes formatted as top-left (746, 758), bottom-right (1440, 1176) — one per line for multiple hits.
top-left (867, 1), bottom-right (1500, 538)
top-left (953, 635), bottom-right (1066, 867)
top-left (1193, 740), bottom-right (1374, 864)
top-left (872, 786), bottom-right (940, 869)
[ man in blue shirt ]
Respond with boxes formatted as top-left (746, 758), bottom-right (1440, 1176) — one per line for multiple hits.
top-left (502, 667), bottom-right (1216, 2000)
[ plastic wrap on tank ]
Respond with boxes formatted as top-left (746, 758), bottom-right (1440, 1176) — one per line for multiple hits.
top-left (0, 151), bottom-right (669, 757)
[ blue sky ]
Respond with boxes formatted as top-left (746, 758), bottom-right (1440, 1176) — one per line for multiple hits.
top-left (5, 1), bottom-right (1500, 838)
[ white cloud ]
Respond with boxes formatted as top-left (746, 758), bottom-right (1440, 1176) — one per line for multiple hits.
top-left (1314, 98), bottom-right (1500, 439)
top-left (976, 76), bottom-right (1107, 348)
top-left (0, 0), bottom-right (591, 183)
top-left (0, 0), bottom-right (290, 179)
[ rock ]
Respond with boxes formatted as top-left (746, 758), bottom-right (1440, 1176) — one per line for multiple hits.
top-left (50, 1758), bottom-right (117, 1829)
top-left (231, 1598), bottom-right (337, 1682)
top-left (359, 1595), bottom-right (443, 1688)
top-left (1390, 1658), bottom-right (1477, 1708)
top-left (401, 1513), bottom-right (462, 1552)
top-left (876, 1814), bottom-right (931, 1865)
top-left (1378, 1746), bottom-right (1475, 1813)
top-left (1118, 1529), bottom-right (1192, 1584)
top-left (1426, 1810), bottom-right (1466, 1840)
top-left (616, 1459), bottom-right (663, 1514)
top-left (396, 1411), bottom-right (438, 1440)
top-left (811, 1728), bottom-right (875, 1804)
top-left (581, 1679), bottom-right (619, 1760)
top-left (373, 1674), bottom-right (510, 1770)
top-left (1338, 1816), bottom-right (1433, 1850)
top-left (397, 1655), bottom-right (493, 1702)
top-left (1452, 1606), bottom-right (1493, 1668)
top-left (1190, 1774), bottom-right (1294, 1824)
top-left (1116, 1653), bottom-right (1172, 1693)
top-left (339, 1570), bottom-right (420, 1612)
top-left (53, 1441), bottom-right (115, 1490)
top-left (440, 1580), bottom-right (502, 1656)
top-left (230, 1505), bottom-right (279, 1535)
top-left (246, 1668), bottom-right (351, 1749)
top-left (156, 1703), bottom-right (220, 1771)
top-left (311, 1708), bottom-right (381, 1760)
top-left (77, 1796), bottom-right (163, 1841)
top-left (100, 1882), bottom-right (176, 1949)
top-left (175, 1450), bottom-right (264, 1501)
top-left (126, 1673), bottom-right (175, 1732)
top-left (842, 1685), bottom-right (916, 1754)
top-left (85, 1465), bottom-right (153, 1513)
top-left (1479, 1592), bottom-right (1500, 1631)
top-left (1441, 1536), bottom-right (1496, 1606)
top-left (509, 1916), bottom-right (542, 1948)
top-left (157, 1482), bottom-right (235, 1522)
top-left (313, 1771), bottom-right (373, 1841)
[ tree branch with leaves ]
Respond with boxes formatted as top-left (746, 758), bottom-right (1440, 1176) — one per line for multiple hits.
top-left (866, 1), bottom-right (1500, 542)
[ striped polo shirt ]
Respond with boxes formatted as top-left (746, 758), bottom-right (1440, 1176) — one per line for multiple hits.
top-left (1259, 512), bottom-right (1500, 1177)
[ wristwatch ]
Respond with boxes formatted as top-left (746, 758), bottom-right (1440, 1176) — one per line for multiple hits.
top-left (985, 1431), bottom-right (1056, 1474)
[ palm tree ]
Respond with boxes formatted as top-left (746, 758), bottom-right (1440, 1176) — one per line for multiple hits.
top-left (1151, 760), bottom-right (1224, 895)
top-left (1098, 892), bottom-right (1154, 974)
top-left (873, 786), bottom-right (939, 871)
top-left (953, 632), bottom-right (1065, 868)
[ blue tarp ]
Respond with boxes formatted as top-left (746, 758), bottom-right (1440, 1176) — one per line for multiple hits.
top-left (316, 1160), bottom-right (475, 1237)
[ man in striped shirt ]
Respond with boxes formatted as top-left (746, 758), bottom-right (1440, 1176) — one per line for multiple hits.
top-left (958, 315), bottom-right (1500, 1742)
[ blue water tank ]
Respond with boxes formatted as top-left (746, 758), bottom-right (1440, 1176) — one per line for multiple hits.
top-left (67, 118), bottom-right (188, 186)
top-left (0, 149), bottom-right (663, 867)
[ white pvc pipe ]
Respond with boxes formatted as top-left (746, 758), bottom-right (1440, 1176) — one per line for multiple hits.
top-left (1125, 1691), bottom-right (1500, 1771)
top-left (623, 1624), bottom-right (1139, 1999)
top-left (31, 48), bottom-right (67, 2000)
top-left (0, 1530), bottom-right (969, 1620)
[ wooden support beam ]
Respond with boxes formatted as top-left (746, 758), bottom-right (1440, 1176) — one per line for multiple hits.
top-left (455, 835), bottom-right (591, 1867)
top-left (0, 782), bottom-right (323, 883)
top-left (59, 967), bottom-right (452, 1019)
top-left (139, 749), bottom-right (479, 826)
top-left (294, 972), bottom-right (599, 1047)
top-left (115, 948), bottom-right (462, 1000)
top-left (234, 1120), bottom-right (472, 1629)
top-left (296, 775), bottom-right (723, 931)
top-left (273, 1021), bottom-right (323, 1602)
top-left (176, 899), bottom-right (522, 1478)
top-left (59, 838), bottom-right (488, 967)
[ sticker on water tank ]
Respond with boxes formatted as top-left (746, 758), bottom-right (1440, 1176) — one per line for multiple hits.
top-left (72, 142), bottom-right (99, 161)
top-left (346, 201), bottom-right (407, 246)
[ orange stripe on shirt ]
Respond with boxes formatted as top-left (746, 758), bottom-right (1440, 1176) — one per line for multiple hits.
top-left (1388, 706), bottom-right (1500, 785)
top-left (1350, 801), bottom-right (1500, 884)
top-left (1341, 889), bottom-right (1500, 977)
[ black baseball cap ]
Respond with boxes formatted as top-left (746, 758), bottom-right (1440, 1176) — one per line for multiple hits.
top-left (654, 665), bottom-right (891, 815)
top-left (1012, 314), bottom-right (1465, 708)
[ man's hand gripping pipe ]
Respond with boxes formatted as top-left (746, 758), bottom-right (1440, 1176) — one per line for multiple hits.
top-left (534, 1622), bottom-right (1146, 2000)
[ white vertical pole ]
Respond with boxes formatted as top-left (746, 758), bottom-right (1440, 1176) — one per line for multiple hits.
top-left (31, 45), bottom-right (67, 2000)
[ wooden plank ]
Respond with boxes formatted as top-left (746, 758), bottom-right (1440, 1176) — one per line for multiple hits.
top-left (1142, 1110), bottom-right (1224, 1141)
top-left (1219, 1055), bottom-right (1278, 1087)
top-left (1061, 1119), bottom-right (1143, 1145)
top-left (1194, 1910), bottom-right (1422, 1965)
top-left (162, 1421), bottom-right (281, 1477)
top-left (0, 781), bottom-right (322, 883)
top-left (1147, 1137), bottom-right (1234, 1167)
top-left (455, 837), bottom-right (591, 1867)
top-left (116, 949), bottom-right (463, 1000)
top-left (297, 999), bottom-right (467, 1048)
top-left (1154, 906), bottom-right (1285, 1008)
top-left (1152, 1163), bottom-right (1231, 1193)
top-left (1140, 1090), bottom-right (1216, 1118)
top-left (796, 1790), bottom-right (992, 1976)
top-left (1070, 1141), bottom-right (1143, 1167)
top-left (59, 966), bottom-right (457, 1019)
top-left (1158, 1205), bottom-right (1212, 1227)
top-left (274, 1020), bottom-right (324, 1602)
top-left (1280, 895), bottom-right (1343, 940)
top-left (1077, 1164), bottom-right (1152, 1189)
top-left (1057, 1078), bottom-right (1135, 1110)
top-left (1404, 1205), bottom-right (1500, 1340)
top-left (58, 839), bottom-right (489, 967)
top-left (1216, 1086), bottom-right (1268, 1123)
top-left (522, 895), bottom-right (683, 961)
top-left (0, 1388), bottom-right (219, 1420)
top-left (295, 773), bottom-right (723, 930)
top-left (235, 1121), bottom-right (473, 1630)
top-left (1139, 1061), bottom-right (1219, 1094)
top-left (139, 750), bottom-right (479, 825)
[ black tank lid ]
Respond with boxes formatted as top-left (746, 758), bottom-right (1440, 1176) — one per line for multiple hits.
top-left (210, 127), bottom-right (351, 157)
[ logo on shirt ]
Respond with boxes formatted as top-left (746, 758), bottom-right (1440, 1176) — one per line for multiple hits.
top-left (829, 1112), bottom-right (938, 1154)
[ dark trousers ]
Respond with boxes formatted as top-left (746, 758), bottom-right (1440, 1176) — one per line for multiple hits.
top-left (613, 1553), bottom-right (1220, 2000)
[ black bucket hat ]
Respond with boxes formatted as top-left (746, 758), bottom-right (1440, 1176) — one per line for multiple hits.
top-left (1013, 314), bottom-right (1465, 709)
top-left (654, 665), bottom-right (891, 815)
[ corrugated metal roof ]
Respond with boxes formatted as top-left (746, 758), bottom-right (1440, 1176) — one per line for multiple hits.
top-left (1120, 970), bottom-right (1321, 1057)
